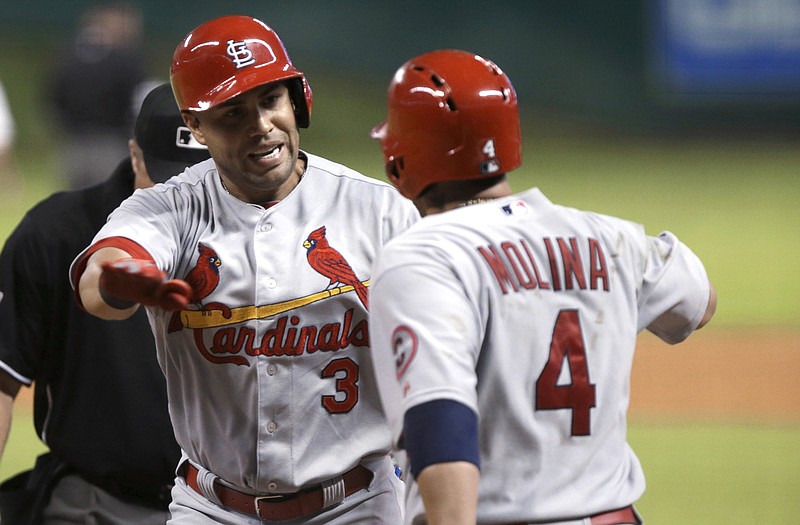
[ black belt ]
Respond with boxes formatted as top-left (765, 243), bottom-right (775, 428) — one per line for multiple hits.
top-left (76, 471), bottom-right (173, 510)
top-left (182, 462), bottom-right (373, 521)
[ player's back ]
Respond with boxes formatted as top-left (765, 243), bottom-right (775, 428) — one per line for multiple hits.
top-left (372, 187), bottom-right (650, 522)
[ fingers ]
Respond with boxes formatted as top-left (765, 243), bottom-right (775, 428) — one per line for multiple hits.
top-left (161, 279), bottom-right (192, 297)
top-left (157, 280), bottom-right (193, 311)
top-left (99, 259), bottom-right (188, 310)
top-left (159, 292), bottom-right (190, 312)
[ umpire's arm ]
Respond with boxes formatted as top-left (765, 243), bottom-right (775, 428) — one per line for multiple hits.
top-left (0, 370), bottom-right (22, 459)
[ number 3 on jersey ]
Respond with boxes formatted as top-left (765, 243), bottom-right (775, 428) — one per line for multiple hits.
top-left (535, 309), bottom-right (597, 436)
top-left (321, 357), bottom-right (359, 413)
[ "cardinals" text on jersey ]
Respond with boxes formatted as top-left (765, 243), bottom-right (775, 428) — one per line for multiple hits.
top-left (478, 236), bottom-right (610, 294)
top-left (190, 308), bottom-right (369, 366)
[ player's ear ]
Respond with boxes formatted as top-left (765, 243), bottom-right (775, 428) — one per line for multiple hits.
top-left (127, 138), bottom-right (138, 162)
top-left (181, 111), bottom-right (207, 145)
top-left (129, 138), bottom-right (143, 171)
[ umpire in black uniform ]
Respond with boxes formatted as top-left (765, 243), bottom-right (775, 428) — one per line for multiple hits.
top-left (0, 83), bottom-right (210, 524)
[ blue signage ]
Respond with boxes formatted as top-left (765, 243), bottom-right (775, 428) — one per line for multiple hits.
top-left (650, 0), bottom-right (800, 99)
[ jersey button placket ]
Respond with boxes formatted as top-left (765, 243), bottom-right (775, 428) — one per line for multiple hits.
top-left (257, 219), bottom-right (277, 290)
top-left (252, 214), bottom-right (290, 489)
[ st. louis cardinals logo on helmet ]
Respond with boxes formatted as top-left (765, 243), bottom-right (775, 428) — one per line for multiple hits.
top-left (226, 39), bottom-right (259, 69)
top-left (170, 15), bottom-right (312, 126)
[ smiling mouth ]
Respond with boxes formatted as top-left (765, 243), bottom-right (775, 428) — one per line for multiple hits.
top-left (251, 144), bottom-right (282, 160)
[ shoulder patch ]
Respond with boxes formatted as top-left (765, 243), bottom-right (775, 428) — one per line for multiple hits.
top-left (392, 325), bottom-right (418, 379)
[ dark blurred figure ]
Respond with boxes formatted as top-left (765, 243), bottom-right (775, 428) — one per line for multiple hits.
top-left (0, 84), bottom-right (209, 525)
top-left (0, 79), bottom-right (21, 197)
top-left (48, 2), bottom-right (146, 189)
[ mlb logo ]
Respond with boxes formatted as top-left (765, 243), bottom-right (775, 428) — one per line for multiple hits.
top-left (502, 200), bottom-right (529, 216)
top-left (176, 127), bottom-right (207, 150)
top-left (480, 159), bottom-right (500, 174)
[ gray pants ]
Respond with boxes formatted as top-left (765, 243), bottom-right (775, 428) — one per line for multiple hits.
top-left (168, 456), bottom-right (405, 524)
top-left (43, 474), bottom-right (170, 525)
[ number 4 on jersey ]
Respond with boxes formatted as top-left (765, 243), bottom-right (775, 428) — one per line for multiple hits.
top-left (535, 309), bottom-right (597, 436)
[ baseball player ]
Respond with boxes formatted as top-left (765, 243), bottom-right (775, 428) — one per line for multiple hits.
top-left (0, 83), bottom-right (209, 524)
top-left (368, 50), bottom-right (717, 524)
top-left (71, 15), bottom-right (418, 524)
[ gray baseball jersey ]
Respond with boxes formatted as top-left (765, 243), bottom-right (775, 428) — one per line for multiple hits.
top-left (71, 152), bottom-right (418, 497)
top-left (369, 188), bottom-right (711, 524)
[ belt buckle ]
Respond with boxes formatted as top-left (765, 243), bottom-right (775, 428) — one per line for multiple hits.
top-left (254, 494), bottom-right (286, 520)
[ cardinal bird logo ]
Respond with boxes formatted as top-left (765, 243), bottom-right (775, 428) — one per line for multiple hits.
top-left (168, 242), bottom-right (222, 332)
top-left (303, 226), bottom-right (369, 308)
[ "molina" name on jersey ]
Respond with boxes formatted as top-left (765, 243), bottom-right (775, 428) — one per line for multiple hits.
top-left (478, 236), bottom-right (610, 294)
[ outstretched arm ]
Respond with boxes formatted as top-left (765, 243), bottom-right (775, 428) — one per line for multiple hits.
top-left (78, 247), bottom-right (191, 320)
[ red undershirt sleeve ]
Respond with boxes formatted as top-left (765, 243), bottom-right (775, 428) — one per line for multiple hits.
top-left (71, 236), bottom-right (155, 310)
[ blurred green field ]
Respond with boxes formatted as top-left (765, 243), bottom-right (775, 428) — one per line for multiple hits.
top-left (1, 43), bottom-right (799, 524)
top-left (629, 422), bottom-right (800, 523)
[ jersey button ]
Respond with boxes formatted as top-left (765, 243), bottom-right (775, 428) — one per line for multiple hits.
top-left (266, 278), bottom-right (277, 289)
top-left (267, 481), bottom-right (278, 491)
top-left (267, 364), bottom-right (277, 376)
top-left (259, 223), bottom-right (273, 232)
top-left (267, 421), bottom-right (278, 433)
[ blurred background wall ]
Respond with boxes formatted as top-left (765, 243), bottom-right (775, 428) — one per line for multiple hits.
top-left (3, 0), bottom-right (799, 141)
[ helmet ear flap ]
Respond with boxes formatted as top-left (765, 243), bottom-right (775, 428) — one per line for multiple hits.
top-left (386, 156), bottom-right (403, 186)
top-left (288, 77), bottom-right (312, 128)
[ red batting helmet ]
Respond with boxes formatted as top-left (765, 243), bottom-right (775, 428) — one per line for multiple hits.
top-left (371, 49), bottom-right (522, 199)
top-left (170, 15), bottom-right (312, 127)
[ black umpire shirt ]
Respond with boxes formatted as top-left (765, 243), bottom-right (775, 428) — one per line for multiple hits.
top-left (0, 159), bottom-right (179, 507)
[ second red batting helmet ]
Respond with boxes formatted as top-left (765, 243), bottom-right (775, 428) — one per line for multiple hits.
top-left (371, 49), bottom-right (522, 199)
top-left (170, 15), bottom-right (312, 127)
